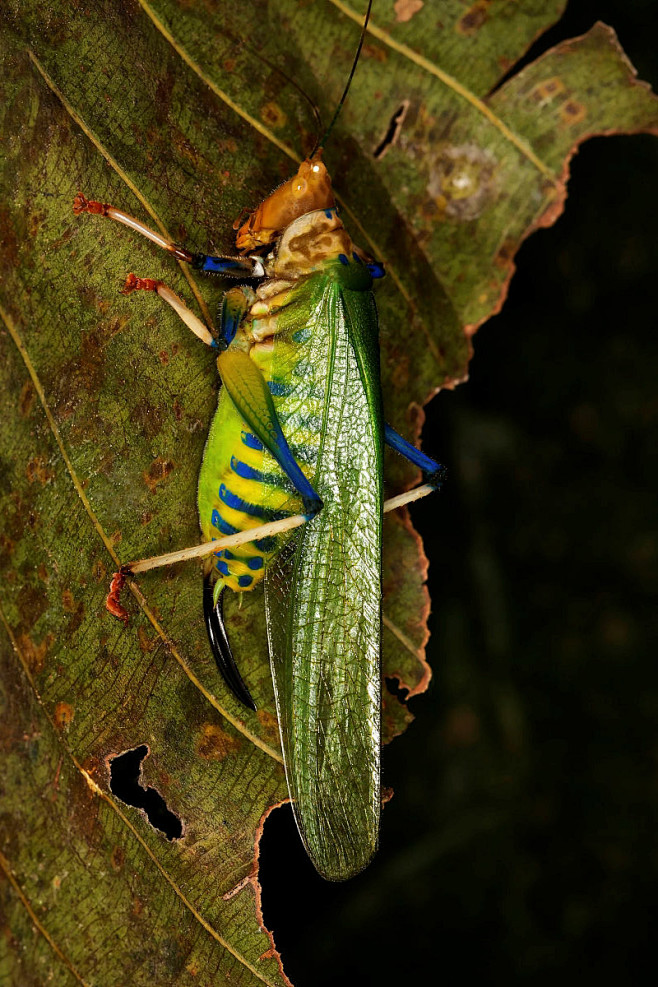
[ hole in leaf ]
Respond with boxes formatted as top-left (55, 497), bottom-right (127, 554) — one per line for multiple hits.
top-left (108, 744), bottom-right (183, 840)
top-left (384, 675), bottom-right (409, 703)
top-left (373, 100), bottom-right (410, 159)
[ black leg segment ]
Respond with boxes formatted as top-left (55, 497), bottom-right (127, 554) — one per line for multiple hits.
top-left (203, 575), bottom-right (257, 712)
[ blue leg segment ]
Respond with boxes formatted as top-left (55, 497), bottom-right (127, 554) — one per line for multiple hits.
top-left (191, 253), bottom-right (264, 278)
top-left (385, 423), bottom-right (446, 486)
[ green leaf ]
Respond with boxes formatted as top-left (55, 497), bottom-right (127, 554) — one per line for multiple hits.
top-left (1, 1), bottom-right (656, 983)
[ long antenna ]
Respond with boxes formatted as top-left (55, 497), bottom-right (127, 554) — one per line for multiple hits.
top-left (311, 0), bottom-right (373, 155)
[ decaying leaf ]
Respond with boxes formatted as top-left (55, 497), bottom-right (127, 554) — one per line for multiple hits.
top-left (1, 1), bottom-right (656, 983)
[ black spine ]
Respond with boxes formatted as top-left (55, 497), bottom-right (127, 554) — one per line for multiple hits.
top-left (203, 576), bottom-right (257, 712)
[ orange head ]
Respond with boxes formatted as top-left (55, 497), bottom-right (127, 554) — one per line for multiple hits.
top-left (234, 153), bottom-right (335, 253)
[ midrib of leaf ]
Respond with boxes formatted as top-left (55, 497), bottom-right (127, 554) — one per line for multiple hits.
top-left (136, 0), bottom-right (299, 163)
top-left (0, 847), bottom-right (89, 987)
top-left (0, 605), bottom-right (279, 987)
top-left (330, 0), bottom-right (559, 183)
top-left (135, 0), bottom-right (447, 366)
top-left (0, 300), bottom-right (282, 764)
top-left (26, 50), bottom-right (213, 328)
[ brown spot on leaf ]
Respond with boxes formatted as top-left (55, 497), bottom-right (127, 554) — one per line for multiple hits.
top-left (143, 457), bottom-right (174, 493)
top-left (260, 101), bottom-right (287, 129)
top-left (110, 845), bottom-right (125, 871)
top-left (158, 350), bottom-right (169, 365)
top-left (92, 559), bottom-right (107, 582)
top-left (132, 897), bottom-right (144, 917)
top-left (62, 589), bottom-right (76, 613)
top-left (17, 583), bottom-right (48, 626)
top-left (19, 380), bottom-right (35, 417)
top-left (256, 709), bottom-right (280, 747)
top-left (394, 0), bottom-right (423, 23)
top-left (196, 723), bottom-right (240, 761)
top-left (37, 564), bottom-right (49, 583)
top-left (53, 702), bottom-right (74, 730)
top-left (26, 456), bottom-right (54, 485)
top-left (457, 0), bottom-right (490, 35)
top-left (18, 631), bottom-right (54, 674)
top-left (137, 626), bottom-right (155, 653)
top-left (173, 397), bottom-right (183, 421)
top-left (495, 236), bottom-right (518, 268)
top-left (561, 100), bottom-right (587, 126)
top-left (362, 43), bottom-right (387, 62)
top-left (218, 137), bottom-right (238, 154)
top-left (530, 77), bottom-right (566, 106)
top-left (130, 399), bottom-right (166, 440)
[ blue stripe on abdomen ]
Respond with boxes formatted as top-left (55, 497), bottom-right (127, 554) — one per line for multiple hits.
top-left (241, 431), bottom-right (263, 450)
top-left (211, 509), bottom-right (236, 535)
top-left (230, 456), bottom-right (285, 486)
top-left (218, 483), bottom-right (287, 521)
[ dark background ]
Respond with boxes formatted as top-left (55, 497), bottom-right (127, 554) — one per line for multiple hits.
top-left (259, 2), bottom-right (658, 984)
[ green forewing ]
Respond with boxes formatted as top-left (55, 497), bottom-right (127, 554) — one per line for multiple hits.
top-left (265, 279), bottom-right (383, 882)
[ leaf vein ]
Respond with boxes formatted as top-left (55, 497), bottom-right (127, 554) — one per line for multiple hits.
top-left (0, 301), bottom-right (282, 764)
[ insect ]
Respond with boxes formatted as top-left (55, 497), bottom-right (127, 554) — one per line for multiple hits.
top-left (73, 2), bottom-right (443, 881)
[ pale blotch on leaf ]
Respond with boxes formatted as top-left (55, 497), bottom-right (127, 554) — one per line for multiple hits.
top-left (427, 143), bottom-right (497, 221)
top-left (394, 0), bottom-right (424, 23)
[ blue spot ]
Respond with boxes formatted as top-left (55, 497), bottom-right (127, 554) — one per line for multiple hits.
top-left (215, 559), bottom-right (230, 576)
top-left (292, 327), bottom-right (312, 343)
top-left (247, 556), bottom-right (264, 570)
top-left (241, 431), bottom-right (263, 451)
top-left (218, 484), bottom-right (287, 521)
top-left (367, 261), bottom-right (385, 279)
top-left (352, 251), bottom-right (362, 264)
top-left (211, 509), bottom-right (237, 535)
top-left (324, 208), bottom-right (333, 218)
top-left (223, 550), bottom-right (235, 560)
top-left (255, 536), bottom-right (277, 552)
top-left (338, 253), bottom-right (349, 266)
top-left (238, 574), bottom-right (253, 588)
top-left (268, 380), bottom-right (294, 397)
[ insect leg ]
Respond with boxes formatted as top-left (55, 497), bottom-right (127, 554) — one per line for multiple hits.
top-left (384, 423), bottom-right (446, 486)
top-left (216, 348), bottom-right (323, 518)
top-left (217, 287), bottom-right (255, 351)
top-left (203, 575), bottom-right (256, 711)
top-left (73, 194), bottom-right (263, 278)
top-left (121, 274), bottom-right (216, 347)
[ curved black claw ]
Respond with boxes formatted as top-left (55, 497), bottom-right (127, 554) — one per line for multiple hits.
top-left (203, 576), bottom-right (257, 712)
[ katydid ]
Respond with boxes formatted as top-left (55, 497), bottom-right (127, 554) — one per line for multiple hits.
top-left (74, 2), bottom-right (444, 881)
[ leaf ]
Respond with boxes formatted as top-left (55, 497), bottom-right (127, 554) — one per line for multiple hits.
top-left (0, 1), bottom-right (656, 983)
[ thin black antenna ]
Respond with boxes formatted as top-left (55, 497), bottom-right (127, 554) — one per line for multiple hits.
top-left (312, 0), bottom-right (373, 155)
